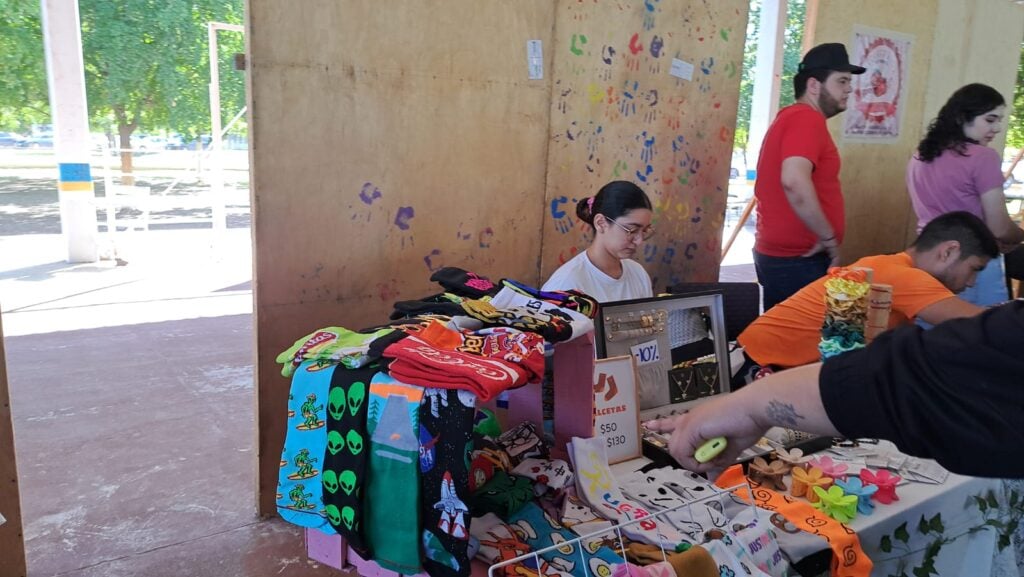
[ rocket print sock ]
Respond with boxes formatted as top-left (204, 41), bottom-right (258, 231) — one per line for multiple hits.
top-left (364, 373), bottom-right (424, 574)
top-left (321, 364), bottom-right (378, 556)
top-left (420, 388), bottom-right (477, 577)
top-left (500, 279), bottom-right (600, 319)
top-left (277, 360), bottom-right (334, 532)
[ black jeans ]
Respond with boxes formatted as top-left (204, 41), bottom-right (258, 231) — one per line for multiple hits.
top-left (753, 250), bottom-right (831, 312)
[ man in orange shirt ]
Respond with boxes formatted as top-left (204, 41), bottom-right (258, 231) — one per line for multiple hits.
top-left (738, 211), bottom-right (998, 371)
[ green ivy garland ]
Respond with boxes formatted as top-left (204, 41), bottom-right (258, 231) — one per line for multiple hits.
top-left (876, 488), bottom-right (1021, 577)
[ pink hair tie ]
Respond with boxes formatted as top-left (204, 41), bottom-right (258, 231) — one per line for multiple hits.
top-left (587, 197), bottom-right (595, 211)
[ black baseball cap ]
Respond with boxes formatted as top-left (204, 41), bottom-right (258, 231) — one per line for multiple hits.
top-left (798, 43), bottom-right (866, 74)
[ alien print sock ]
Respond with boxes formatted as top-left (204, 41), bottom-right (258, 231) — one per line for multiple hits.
top-left (364, 373), bottom-right (424, 574)
top-left (321, 363), bottom-right (378, 556)
top-left (277, 359), bottom-right (334, 532)
top-left (419, 388), bottom-right (477, 577)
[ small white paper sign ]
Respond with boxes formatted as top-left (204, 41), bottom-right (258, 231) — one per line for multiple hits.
top-left (593, 355), bottom-right (642, 464)
top-left (629, 339), bottom-right (661, 366)
top-left (527, 40), bottom-right (544, 80)
top-left (669, 58), bottom-right (694, 81)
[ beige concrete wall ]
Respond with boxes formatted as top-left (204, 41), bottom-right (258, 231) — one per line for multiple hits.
top-left (809, 0), bottom-right (1024, 258)
top-left (809, 0), bottom-right (940, 260)
top-left (247, 0), bottom-right (746, 514)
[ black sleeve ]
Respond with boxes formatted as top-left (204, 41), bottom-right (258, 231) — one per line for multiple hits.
top-left (819, 301), bottom-right (1024, 478)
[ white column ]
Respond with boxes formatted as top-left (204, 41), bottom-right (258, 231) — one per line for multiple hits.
top-left (41, 0), bottom-right (99, 263)
top-left (746, 0), bottom-right (787, 179)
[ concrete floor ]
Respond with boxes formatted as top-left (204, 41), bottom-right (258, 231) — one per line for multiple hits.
top-left (1, 231), bottom-right (342, 577)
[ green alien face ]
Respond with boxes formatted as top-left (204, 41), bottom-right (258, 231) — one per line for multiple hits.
top-left (348, 381), bottom-right (366, 417)
top-left (328, 387), bottom-right (347, 421)
top-left (322, 469), bottom-right (339, 494)
top-left (346, 430), bottom-right (364, 455)
top-left (325, 504), bottom-right (342, 526)
top-left (327, 431), bottom-right (345, 455)
top-left (339, 470), bottom-right (357, 495)
top-left (341, 506), bottom-right (356, 530)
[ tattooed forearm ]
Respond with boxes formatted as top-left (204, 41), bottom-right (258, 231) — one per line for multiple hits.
top-left (766, 399), bottom-right (804, 428)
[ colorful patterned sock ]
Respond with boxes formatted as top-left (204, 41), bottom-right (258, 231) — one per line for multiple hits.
top-left (431, 267), bottom-right (501, 298)
top-left (623, 543), bottom-right (720, 577)
top-left (489, 287), bottom-right (595, 341)
top-left (469, 437), bottom-right (512, 492)
top-left (414, 321), bottom-right (547, 384)
top-left (507, 501), bottom-right (623, 577)
top-left (276, 327), bottom-right (394, 378)
top-left (497, 422), bottom-right (548, 465)
top-left (459, 299), bottom-right (578, 343)
top-left (384, 335), bottom-right (528, 400)
top-left (500, 279), bottom-right (600, 319)
top-left (391, 295), bottom-right (467, 320)
top-left (321, 364), bottom-right (378, 555)
top-left (471, 472), bottom-right (536, 518)
top-left (569, 436), bottom-right (690, 550)
top-left (277, 360), bottom-right (334, 532)
top-left (511, 458), bottom-right (574, 492)
top-left (364, 373), bottom-right (424, 574)
top-left (419, 388), bottom-right (477, 577)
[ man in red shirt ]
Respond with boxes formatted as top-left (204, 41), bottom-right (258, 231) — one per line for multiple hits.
top-left (754, 43), bottom-right (865, 311)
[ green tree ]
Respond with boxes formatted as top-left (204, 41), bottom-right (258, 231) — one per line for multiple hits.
top-left (1005, 42), bottom-right (1024, 152)
top-left (80, 0), bottom-right (245, 177)
top-left (733, 0), bottom-right (806, 159)
top-left (0, 0), bottom-right (49, 132)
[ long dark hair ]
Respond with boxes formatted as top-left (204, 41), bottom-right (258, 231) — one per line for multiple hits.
top-left (576, 180), bottom-right (652, 230)
top-left (916, 83), bottom-right (1004, 162)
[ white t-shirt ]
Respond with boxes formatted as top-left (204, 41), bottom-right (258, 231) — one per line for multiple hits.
top-left (542, 251), bottom-right (653, 303)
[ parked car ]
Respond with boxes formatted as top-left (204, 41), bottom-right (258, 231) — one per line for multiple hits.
top-left (730, 150), bottom-right (748, 180)
top-left (0, 132), bottom-right (26, 148)
top-left (17, 135), bottom-right (54, 149)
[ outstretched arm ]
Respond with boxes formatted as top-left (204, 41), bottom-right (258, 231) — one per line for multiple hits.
top-left (646, 363), bottom-right (838, 474)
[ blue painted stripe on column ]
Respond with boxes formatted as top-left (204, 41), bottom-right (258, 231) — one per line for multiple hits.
top-left (58, 163), bottom-right (92, 182)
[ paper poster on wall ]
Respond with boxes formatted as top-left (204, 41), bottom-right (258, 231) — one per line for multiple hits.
top-left (843, 26), bottom-right (913, 141)
top-left (592, 355), bottom-right (641, 464)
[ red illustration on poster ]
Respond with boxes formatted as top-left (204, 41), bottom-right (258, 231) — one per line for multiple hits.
top-left (843, 27), bottom-right (913, 141)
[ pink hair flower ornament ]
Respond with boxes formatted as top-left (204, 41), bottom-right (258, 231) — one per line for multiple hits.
top-left (859, 468), bottom-right (901, 505)
top-left (808, 455), bottom-right (849, 481)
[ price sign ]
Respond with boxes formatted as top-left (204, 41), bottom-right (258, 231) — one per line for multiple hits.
top-left (592, 355), bottom-right (641, 464)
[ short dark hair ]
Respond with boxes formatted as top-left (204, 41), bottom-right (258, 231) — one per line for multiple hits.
top-left (911, 211), bottom-right (999, 260)
top-left (577, 180), bottom-right (652, 229)
top-left (794, 69), bottom-right (833, 99)
top-left (916, 83), bottom-right (1006, 162)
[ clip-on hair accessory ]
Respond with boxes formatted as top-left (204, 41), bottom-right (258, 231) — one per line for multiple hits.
top-left (773, 446), bottom-right (812, 472)
top-left (808, 455), bottom-right (848, 482)
top-left (791, 467), bottom-right (833, 503)
top-left (835, 477), bottom-right (879, 515)
top-left (811, 485), bottom-right (859, 523)
top-left (859, 469), bottom-right (901, 504)
top-left (748, 457), bottom-right (788, 491)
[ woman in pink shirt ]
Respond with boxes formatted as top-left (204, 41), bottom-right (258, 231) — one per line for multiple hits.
top-left (907, 83), bottom-right (1024, 306)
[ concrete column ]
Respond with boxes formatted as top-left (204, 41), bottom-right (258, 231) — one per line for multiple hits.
top-left (41, 0), bottom-right (99, 263)
top-left (746, 0), bottom-right (787, 179)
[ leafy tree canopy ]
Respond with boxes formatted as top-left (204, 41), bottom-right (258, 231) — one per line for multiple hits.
top-left (0, 0), bottom-right (245, 161)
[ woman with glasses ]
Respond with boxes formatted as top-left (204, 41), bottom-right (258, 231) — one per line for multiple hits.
top-left (542, 180), bottom-right (654, 302)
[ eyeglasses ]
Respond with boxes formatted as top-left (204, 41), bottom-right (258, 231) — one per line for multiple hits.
top-left (607, 217), bottom-right (655, 241)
